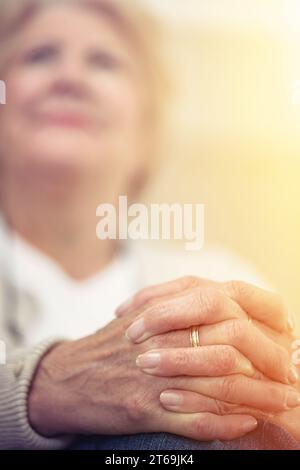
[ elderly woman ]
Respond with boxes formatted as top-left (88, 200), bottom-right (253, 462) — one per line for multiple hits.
top-left (0, 0), bottom-right (299, 450)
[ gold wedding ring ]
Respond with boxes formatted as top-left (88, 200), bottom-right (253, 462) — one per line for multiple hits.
top-left (190, 325), bottom-right (201, 348)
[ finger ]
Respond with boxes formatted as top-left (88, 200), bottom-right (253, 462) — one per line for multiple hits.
top-left (116, 276), bottom-right (291, 333)
top-left (136, 345), bottom-right (255, 378)
top-left (115, 276), bottom-right (204, 317)
top-left (223, 280), bottom-right (291, 333)
top-left (141, 323), bottom-right (297, 385)
top-left (161, 411), bottom-right (258, 441)
top-left (144, 327), bottom-right (193, 350)
top-left (251, 319), bottom-right (295, 353)
top-left (143, 327), bottom-right (264, 380)
top-left (197, 319), bottom-right (298, 385)
top-left (174, 374), bottom-right (300, 412)
top-left (125, 287), bottom-right (247, 343)
top-left (160, 389), bottom-right (270, 421)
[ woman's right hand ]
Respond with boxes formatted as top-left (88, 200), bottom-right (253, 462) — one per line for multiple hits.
top-left (28, 304), bottom-right (299, 443)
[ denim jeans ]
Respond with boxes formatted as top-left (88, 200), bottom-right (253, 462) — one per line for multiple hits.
top-left (72, 422), bottom-right (300, 450)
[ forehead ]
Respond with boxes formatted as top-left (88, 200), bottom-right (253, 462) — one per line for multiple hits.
top-left (16, 3), bottom-right (135, 56)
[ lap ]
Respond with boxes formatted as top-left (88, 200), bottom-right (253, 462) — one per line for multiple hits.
top-left (71, 423), bottom-right (300, 450)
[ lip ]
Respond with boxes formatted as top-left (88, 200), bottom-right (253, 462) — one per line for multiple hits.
top-left (38, 112), bottom-right (94, 128)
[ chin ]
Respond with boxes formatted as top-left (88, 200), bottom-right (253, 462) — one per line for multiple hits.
top-left (29, 130), bottom-right (98, 162)
top-left (8, 143), bottom-right (91, 188)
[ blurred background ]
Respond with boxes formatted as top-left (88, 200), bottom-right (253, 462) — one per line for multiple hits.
top-left (141, 0), bottom-right (300, 330)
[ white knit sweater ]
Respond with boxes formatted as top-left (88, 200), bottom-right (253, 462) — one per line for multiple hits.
top-left (0, 235), bottom-right (267, 449)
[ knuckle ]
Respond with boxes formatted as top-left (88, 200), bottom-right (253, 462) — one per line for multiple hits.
top-left (149, 300), bottom-right (169, 317)
top-left (268, 345), bottom-right (290, 374)
top-left (269, 385), bottom-right (285, 407)
top-left (199, 289), bottom-right (226, 317)
top-left (219, 375), bottom-right (238, 402)
top-left (180, 276), bottom-right (200, 289)
top-left (124, 392), bottom-right (150, 425)
top-left (214, 399), bottom-right (236, 415)
top-left (212, 345), bottom-right (238, 373)
top-left (193, 413), bottom-right (211, 436)
top-left (173, 350), bottom-right (190, 368)
top-left (225, 319), bottom-right (248, 345)
top-left (226, 280), bottom-right (250, 297)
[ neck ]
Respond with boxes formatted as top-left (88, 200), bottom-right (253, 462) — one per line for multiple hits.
top-left (0, 172), bottom-right (120, 280)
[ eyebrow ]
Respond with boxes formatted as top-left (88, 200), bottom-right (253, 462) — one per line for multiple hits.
top-left (20, 39), bottom-right (62, 52)
top-left (22, 39), bottom-right (124, 54)
top-left (18, 37), bottom-right (133, 69)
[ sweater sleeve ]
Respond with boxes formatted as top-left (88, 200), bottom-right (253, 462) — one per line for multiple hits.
top-left (0, 337), bottom-right (73, 449)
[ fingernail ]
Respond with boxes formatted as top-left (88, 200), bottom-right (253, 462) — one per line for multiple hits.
top-left (116, 296), bottom-right (133, 316)
top-left (285, 390), bottom-right (300, 409)
top-left (136, 352), bottom-right (161, 369)
top-left (160, 391), bottom-right (183, 407)
top-left (288, 365), bottom-right (299, 384)
top-left (241, 418), bottom-right (258, 433)
top-left (287, 313), bottom-right (296, 332)
top-left (125, 318), bottom-right (146, 342)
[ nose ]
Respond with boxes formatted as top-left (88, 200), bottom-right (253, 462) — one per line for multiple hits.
top-left (50, 79), bottom-right (86, 99)
top-left (49, 57), bottom-right (90, 100)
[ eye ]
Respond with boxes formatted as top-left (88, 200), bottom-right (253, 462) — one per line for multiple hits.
top-left (22, 44), bottom-right (58, 64)
top-left (88, 50), bottom-right (123, 71)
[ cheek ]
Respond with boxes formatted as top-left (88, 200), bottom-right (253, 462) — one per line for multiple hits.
top-left (91, 79), bottom-right (146, 180)
top-left (95, 75), bottom-right (143, 132)
top-left (5, 67), bottom-right (46, 112)
top-left (1, 68), bottom-right (48, 147)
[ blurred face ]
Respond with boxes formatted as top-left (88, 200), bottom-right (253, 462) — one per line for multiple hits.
top-left (0, 3), bottom-right (147, 190)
